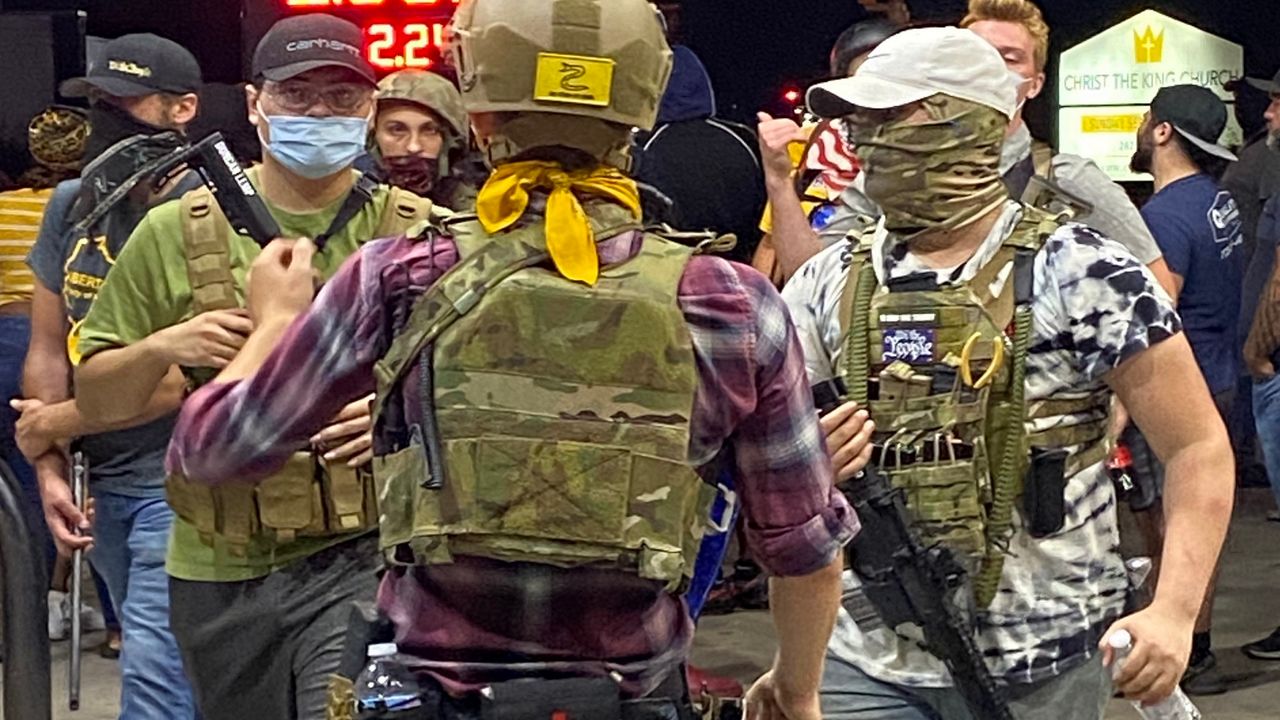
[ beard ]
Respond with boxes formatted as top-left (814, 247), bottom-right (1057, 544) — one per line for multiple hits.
top-left (1129, 129), bottom-right (1155, 174)
top-left (1268, 128), bottom-right (1280, 153)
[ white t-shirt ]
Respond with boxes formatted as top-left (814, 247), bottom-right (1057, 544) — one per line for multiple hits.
top-left (781, 201), bottom-right (1181, 687)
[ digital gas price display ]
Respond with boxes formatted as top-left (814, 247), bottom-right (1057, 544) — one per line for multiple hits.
top-left (283, 0), bottom-right (461, 72)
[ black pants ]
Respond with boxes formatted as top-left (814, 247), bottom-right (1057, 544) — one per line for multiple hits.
top-left (170, 534), bottom-right (381, 720)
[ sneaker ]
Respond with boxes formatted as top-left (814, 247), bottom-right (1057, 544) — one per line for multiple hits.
top-left (1243, 627), bottom-right (1280, 660)
top-left (1181, 651), bottom-right (1227, 696)
top-left (47, 591), bottom-right (69, 640)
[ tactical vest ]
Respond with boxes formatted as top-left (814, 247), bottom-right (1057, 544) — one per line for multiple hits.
top-left (165, 182), bottom-right (432, 554)
top-left (839, 206), bottom-right (1111, 608)
top-left (371, 204), bottom-right (721, 591)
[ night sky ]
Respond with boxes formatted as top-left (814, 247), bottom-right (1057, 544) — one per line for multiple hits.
top-left (681, 0), bottom-right (1280, 130)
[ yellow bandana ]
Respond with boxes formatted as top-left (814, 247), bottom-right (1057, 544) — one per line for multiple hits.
top-left (475, 160), bottom-right (642, 285)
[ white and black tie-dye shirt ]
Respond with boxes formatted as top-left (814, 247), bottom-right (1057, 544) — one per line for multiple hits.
top-left (782, 201), bottom-right (1182, 687)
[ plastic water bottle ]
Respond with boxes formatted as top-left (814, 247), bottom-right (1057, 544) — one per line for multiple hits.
top-left (354, 643), bottom-right (423, 714)
top-left (1107, 630), bottom-right (1202, 720)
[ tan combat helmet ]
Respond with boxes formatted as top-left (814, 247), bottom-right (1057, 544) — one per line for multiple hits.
top-left (448, 0), bottom-right (673, 168)
top-left (376, 69), bottom-right (469, 142)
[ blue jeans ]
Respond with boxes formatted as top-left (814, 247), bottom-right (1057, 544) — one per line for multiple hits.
top-left (89, 489), bottom-right (197, 719)
top-left (1253, 373), bottom-right (1280, 510)
top-left (820, 652), bottom-right (1111, 720)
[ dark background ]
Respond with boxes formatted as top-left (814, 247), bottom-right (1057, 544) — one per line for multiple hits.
top-left (2, 0), bottom-right (1279, 176)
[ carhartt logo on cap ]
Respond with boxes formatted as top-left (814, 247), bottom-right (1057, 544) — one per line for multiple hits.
top-left (285, 38), bottom-right (361, 57)
top-left (108, 59), bottom-right (153, 78)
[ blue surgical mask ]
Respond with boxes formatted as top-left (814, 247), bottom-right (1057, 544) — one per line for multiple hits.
top-left (258, 105), bottom-right (369, 179)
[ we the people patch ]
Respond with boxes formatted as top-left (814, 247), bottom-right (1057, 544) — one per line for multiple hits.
top-left (882, 328), bottom-right (935, 364)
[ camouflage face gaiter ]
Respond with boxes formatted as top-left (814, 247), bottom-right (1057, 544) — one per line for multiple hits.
top-left (849, 95), bottom-right (1010, 239)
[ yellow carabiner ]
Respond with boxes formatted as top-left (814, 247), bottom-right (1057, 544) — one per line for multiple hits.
top-left (960, 332), bottom-right (1005, 389)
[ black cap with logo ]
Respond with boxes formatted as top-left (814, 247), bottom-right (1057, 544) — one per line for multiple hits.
top-left (252, 14), bottom-right (377, 86)
top-left (1150, 84), bottom-right (1238, 162)
top-left (61, 33), bottom-right (202, 98)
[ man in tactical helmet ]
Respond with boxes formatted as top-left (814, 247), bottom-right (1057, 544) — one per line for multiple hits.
top-left (16, 33), bottom-right (204, 718)
top-left (73, 15), bottom-right (432, 719)
top-left (366, 69), bottom-right (487, 210)
top-left (162, 1), bottom-right (856, 718)
top-left (786, 27), bottom-right (1233, 719)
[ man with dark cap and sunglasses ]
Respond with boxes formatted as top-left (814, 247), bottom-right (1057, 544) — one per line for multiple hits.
top-left (17, 32), bottom-right (203, 719)
top-left (785, 27), bottom-right (1232, 719)
top-left (73, 14), bottom-right (432, 720)
top-left (1126, 84), bottom-right (1244, 696)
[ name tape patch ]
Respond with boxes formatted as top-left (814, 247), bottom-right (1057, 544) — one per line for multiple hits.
top-left (533, 52), bottom-right (615, 108)
top-left (882, 328), bottom-right (935, 364)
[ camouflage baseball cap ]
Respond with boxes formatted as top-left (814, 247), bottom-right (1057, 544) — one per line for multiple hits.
top-left (376, 70), bottom-right (468, 140)
top-left (28, 106), bottom-right (90, 171)
top-left (448, 0), bottom-right (673, 131)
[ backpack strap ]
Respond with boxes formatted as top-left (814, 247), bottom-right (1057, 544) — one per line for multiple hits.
top-left (180, 186), bottom-right (239, 313)
top-left (376, 186), bottom-right (434, 239)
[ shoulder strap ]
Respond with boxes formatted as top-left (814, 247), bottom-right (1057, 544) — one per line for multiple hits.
top-left (181, 186), bottom-right (238, 313)
top-left (376, 186), bottom-right (434, 240)
top-left (1031, 140), bottom-right (1055, 179)
top-left (836, 228), bottom-right (879, 405)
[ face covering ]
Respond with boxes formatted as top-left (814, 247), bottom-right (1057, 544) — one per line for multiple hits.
top-left (381, 154), bottom-right (439, 197)
top-left (848, 95), bottom-right (1010, 239)
top-left (84, 100), bottom-right (170, 164)
top-left (258, 104), bottom-right (369, 179)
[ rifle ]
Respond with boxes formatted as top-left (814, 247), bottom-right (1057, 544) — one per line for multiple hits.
top-left (842, 466), bottom-right (1014, 720)
top-left (152, 132), bottom-right (283, 246)
top-left (811, 378), bottom-right (1014, 720)
top-left (69, 451), bottom-right (87, 712)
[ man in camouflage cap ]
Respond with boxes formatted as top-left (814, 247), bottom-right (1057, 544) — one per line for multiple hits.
top-left (368, 69), bottom-right (486, 209)
top-left (163, 0), bottom-right (856, 718)
top-left (18, 106), bottom-right (89, 189)
top-left (785, 26), bottom-right (1233, 719)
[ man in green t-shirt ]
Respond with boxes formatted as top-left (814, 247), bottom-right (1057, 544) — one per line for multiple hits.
top-left (74, 15), bottom-right (428, 719)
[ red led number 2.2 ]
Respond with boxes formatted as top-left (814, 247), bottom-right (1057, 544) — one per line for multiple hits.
top-left (367, 23), bottom-right (447, 70)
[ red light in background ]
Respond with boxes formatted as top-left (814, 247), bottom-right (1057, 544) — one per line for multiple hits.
top-left (783, 89), bottom-right (801, 104)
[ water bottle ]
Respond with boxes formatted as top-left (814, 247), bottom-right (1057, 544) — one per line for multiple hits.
top-left (1107, 630), bottom-right (1202, 720)
top-left (354, 643), bottom-right (423, 714)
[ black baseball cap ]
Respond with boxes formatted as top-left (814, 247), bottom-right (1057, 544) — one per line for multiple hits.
top-left (1150, 84), bottom-right (1238, 162)
top-left (61, 34), bottom-right (202, 98)
top-left (1246, 69), bottom-right (1280, 96)
top-left (252, 14), bottom-right (376, 86)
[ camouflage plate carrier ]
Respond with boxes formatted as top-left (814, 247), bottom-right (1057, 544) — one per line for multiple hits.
top-left (165, 179), bottom-right (431, 555)
top-left (840, 205), bottom-right (1112, 608)
top-left (370, 202), bottom-right (723, 591)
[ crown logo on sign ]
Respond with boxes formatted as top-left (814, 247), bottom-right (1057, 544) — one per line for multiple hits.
top-left (1134, 26), bottom-right (1164, 64)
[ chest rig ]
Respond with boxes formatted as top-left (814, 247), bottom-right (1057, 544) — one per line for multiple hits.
top-left (839, 206), bottom-right (1112, 608)
top-left (371, 204), bottom-right (721, 591)
top-left (164, 182), bottom-right (431, 556)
